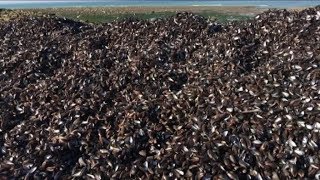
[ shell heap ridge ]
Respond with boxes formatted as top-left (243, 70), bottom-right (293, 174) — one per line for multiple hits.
top-left (0, 7), bottom-right (320, 179)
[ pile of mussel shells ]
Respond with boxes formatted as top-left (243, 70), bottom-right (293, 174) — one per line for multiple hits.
top-left (0, 6), bottom-right (319, 179)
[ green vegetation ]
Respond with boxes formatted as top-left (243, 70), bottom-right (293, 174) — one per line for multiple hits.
top-left (0, 7), bottom-right (253, 23)
top-left (54, 11), bottom-right (251, 23)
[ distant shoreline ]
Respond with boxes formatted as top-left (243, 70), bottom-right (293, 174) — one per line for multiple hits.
top-left (0, 0), bottom-right (319, 10)
top-left (0, 6), bottom-right (261, 23)
top-left (25, 6), bottom-right (266, 15)
top-left (0, 6), bottom-right (312, 23)
top-left (26, 6), bottom-right (309, 15)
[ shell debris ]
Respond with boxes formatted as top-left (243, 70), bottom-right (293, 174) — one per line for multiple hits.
top-left (0, 7), bottom-right (320, 179)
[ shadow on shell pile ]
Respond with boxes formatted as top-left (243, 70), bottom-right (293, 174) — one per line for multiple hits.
top-left (0, 7), bottom-right (320, 179)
